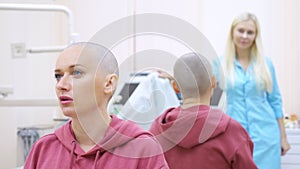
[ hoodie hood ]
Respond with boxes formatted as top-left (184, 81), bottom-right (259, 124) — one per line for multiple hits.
top-left (150, 105), bottom-right (230, 149)
top-left (55, 115), bottom-right (150, 168)
top-left (55, 115), bottom-right (149, 155)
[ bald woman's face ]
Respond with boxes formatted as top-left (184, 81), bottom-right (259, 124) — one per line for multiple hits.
top-left (54, 44), bottom-right (107, 118)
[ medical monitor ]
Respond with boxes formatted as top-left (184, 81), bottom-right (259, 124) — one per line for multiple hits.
top-left (210, 85), bottom-right (223, 107)
top-left (114, 83), bottom-right (139, 105)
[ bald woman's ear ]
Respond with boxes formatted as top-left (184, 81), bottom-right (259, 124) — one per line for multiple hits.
top-left (104, 74), bottom-right (119, 95)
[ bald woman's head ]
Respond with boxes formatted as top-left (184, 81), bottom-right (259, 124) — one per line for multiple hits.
top-left (56, 42), bottom-right (119, 101)
top-left (69, 42), bottom-right (119, 76)
top-left (173, 52), bottom-right (213, 99)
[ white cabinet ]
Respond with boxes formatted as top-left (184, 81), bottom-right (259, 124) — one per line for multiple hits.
top-left (281, 129), bottom-right (300, 169)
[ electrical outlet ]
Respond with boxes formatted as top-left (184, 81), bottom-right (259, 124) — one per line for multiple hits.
top-left (0, 85), bottom-right (13, 97)
top-left (11, 43), bottom-right (26, 58)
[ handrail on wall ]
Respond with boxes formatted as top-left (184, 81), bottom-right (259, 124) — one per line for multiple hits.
top-left (0, 3), bottom-right (77, 53)
top-left (0, 98), bottom-right (58, 107)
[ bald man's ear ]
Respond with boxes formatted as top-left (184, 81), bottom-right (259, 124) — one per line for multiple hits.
top-left (104, 74), bottom-right (118, 95)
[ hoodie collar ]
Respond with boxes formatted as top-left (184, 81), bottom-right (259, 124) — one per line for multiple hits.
top-left (55, 115), bottom-right (149, 168)
top-left (151, 105), bottom-right (230, 149)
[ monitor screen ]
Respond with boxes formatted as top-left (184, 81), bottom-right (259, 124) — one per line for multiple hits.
top-left (210, 85), bottom-right (223, 106)
top-left (115, 83), bottom-right (139, 105)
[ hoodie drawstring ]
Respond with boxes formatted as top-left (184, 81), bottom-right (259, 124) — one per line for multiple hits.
top-left (69, 141), bottom-right (76, 169)
top-left (93, 150), bottom-right (100, 169)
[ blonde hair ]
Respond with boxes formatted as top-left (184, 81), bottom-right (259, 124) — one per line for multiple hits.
top-left (223, 12), bottom-right (272, 92)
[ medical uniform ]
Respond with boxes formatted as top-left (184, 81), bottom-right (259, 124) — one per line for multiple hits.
top-left (214, 58), bottom-right (283, 169)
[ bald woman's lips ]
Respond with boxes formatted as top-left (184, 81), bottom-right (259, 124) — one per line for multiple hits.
top-left (59, 95), bottom-right (73, 105)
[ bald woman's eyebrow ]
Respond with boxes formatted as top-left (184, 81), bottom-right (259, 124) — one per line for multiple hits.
top-left (54, 64), bottom-right (88, 72)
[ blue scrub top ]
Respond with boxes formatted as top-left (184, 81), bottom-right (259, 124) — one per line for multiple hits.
top-left (213, 57), bottom-right (283, 169)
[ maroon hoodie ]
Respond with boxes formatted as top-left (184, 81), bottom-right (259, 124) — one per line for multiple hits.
top-left (24, 115), bottom-right (169, 169)
top-left (149, 105), bottom-right (258, 169)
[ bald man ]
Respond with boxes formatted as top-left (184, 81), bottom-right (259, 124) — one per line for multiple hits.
top-left (149, 53), bottom-right (258, 169)
top-left (24, 42), bottom-right (169, 169)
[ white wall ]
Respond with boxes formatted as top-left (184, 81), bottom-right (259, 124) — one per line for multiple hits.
top-left (0, 1), bottom-right (63, 168)
top-left (0, 0), bottom-right (299, 168)
top-left (270, 0), bottom-right (300, 116)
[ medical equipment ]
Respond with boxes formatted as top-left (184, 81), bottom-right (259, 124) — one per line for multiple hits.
top-left (17, 128), bottom-right (39, 162)
top-left (110, 72), bottom-right (180, 130)
top-left (210, 85), bottom-right (226, 109)
top-left (0, 3), bottom-right (77, 107)
top-left (0, 3), bottom-right (78, 54)
top-left (17, 124), bottom-right (55, 162)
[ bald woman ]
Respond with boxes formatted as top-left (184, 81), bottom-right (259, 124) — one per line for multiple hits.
top-left (24, 42), bottom-right (169, 169)
top-left (149, 52), bottom-right (258, 169)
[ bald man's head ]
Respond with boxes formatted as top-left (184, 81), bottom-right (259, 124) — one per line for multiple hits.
top-left (173, 52), bottom-right (213, 99)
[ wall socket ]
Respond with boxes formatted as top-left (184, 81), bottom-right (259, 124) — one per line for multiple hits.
top-left (11, 43), bottom-right (26, 58)
top-left (0, 85), bottom-right (13, 97)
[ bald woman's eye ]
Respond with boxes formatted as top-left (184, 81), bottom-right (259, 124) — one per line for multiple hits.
top-left (54, 73), bottom-right (63, 82)
top-left (72, 69), bottom-right (84, 78)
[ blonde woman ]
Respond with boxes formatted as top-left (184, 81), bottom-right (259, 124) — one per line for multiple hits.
top-left (214, 12), bottom-right (290, 169)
